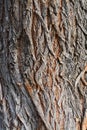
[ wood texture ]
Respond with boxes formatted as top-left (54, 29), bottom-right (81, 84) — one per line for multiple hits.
top-left (0, 0), bottom-right (87, 130)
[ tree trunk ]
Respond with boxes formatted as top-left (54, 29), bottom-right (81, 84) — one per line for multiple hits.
top-left (0, 0), bottom-right (87, 130)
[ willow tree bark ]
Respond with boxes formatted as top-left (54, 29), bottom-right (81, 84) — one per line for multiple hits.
top-left (0, 0), bottom-right (87, 130)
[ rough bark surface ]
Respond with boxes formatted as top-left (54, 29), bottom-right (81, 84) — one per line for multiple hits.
top-left (0, 0), bottom-right (87, 130)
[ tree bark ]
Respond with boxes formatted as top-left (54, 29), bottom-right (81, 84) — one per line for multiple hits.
top-left (0, 0), bottom-right (87, 130)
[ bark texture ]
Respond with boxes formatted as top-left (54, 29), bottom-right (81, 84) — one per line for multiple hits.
top-left (0, 0), bottom-right (87, 130)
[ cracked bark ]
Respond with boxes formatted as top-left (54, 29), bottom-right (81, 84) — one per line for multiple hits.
top-left (0, 0), bottom-right (87, 130)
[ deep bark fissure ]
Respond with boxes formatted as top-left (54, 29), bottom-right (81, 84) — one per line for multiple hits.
top-left (1, 0), bottom-right (87, 130)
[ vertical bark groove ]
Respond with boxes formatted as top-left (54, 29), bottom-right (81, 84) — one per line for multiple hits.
top-left (0, 0), bottom-right (87, 130)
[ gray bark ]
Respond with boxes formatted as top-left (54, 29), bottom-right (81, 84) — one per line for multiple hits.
top-left (0, 0), bottom-right (87, 130)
